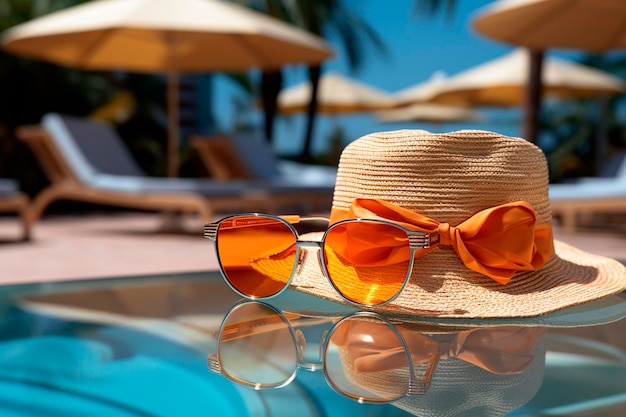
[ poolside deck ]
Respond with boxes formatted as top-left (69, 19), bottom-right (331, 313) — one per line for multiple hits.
top-left (1, 211), bottom-right (625, 351)
top-left (0, 212), bottom-right (214, 285)
top-left (2, 211), bottom-right (625, 284)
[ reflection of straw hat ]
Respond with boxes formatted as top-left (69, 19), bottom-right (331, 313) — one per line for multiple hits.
top-left (331, 324), bottom-right (546, 417)
top-left (257, 129), bottom-right (626, 318)
top-left (270, 286), bottom-right (626, 328)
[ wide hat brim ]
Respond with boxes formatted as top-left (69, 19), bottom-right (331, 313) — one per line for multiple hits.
top-left (332, 329), bottom-right (547, 417)
top-left (269, 241), bottom-right (626, 327)
top-left (263, 240), bottom-right (626, 322)
top-left (271, 286), bottom-right (626, 329)
top-left (255, 129), bottom-right (626, 319)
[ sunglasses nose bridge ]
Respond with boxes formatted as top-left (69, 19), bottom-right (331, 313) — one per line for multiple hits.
top-left (295, 329), bottom-right (306, 361)
top-left (295, 241), bottom-right (322, 276)
top-left (296, 248), bottom-right (308, 276)
top-left (319, 329), bottom-right (329, 361)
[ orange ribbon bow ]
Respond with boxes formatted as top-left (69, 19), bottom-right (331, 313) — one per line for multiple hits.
top-left (332, 321), bottom-right (545, 375)
top-left (330, 198), bottom-right (555, 284)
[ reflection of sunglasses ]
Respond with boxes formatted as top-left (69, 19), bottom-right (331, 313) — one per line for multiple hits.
top-left (204, 213), bottom-right (439, 306)
top-left (207, 301), bottom-right (439, 403)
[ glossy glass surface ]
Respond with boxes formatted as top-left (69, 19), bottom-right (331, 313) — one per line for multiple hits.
top-left (0, 271), bottom-right (624, 417)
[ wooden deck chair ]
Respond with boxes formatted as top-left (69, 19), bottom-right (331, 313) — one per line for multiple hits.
top-left (190, 133), bottom-right (335, 214)
top-left (18, 114), bottom-right (333, 231)
top-left (189, 135), bottom-right (250, 180)
top-left (16, 114), bottom-right (278, 230)
top-left (190, 132), bottom-right (337, 187)
top-left (0, 178), bottom-right (30, 241)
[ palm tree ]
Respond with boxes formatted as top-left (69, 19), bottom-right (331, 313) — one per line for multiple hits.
top-left (0, 0), bottom-right (106, 184)
top-left (0, 0), bottom-right (173, 185)
top-left (412, 0), bottom-right (458, 19)
top-left (411, 1), bottom-right (626, 181)
top-left (541, 53), bottom-right (626, 181)
top-left (235, 0), bottom-right (387, 161)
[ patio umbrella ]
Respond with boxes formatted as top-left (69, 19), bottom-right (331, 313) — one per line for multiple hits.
top-left (392, 71), bottom-right (450, 106)
top-left (383, 71), bottom-right (482, 125)
top-left (277, 71), bottom-right (395, 115)
top-left (472, 0), bottom-right (626, 143)
top-left (1, 0), bottom-right (333, 177)
top-left (375, 103), bottom-right (482, 124)
top-left (428, 49), bottom-right (624, 107)
top-left (277, 71), bottom-right (393, 156)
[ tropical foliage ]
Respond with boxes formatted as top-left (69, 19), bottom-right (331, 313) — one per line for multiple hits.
top-left (0, 0), bottom-right (172, 196)
top-left (2, 0), bottom-right (624, 196)
top-left (540, 53), bottom-right (626, 181)
top-left (413, 0), bottom-right (626, 182)
top-left (0, 0), bottom-right (387, 188)
top-left (234, 0), bottom-right (387, 161)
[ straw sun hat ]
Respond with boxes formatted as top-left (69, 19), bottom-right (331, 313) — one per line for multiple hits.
top-left (273, 129), bottom-right (626, 318)
top-left (330, 323), bottom-right (547, 417)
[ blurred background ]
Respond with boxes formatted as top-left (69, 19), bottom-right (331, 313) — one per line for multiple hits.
top-left (1, 0), bottom-right (626, 209)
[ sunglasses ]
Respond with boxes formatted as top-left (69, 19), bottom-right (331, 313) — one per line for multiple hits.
top-left (204, 213), bottom-right (439, 306)
top-left (207, 301), bottom-right (439, 403)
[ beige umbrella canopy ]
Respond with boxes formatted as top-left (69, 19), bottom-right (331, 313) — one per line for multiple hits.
top-left (277, 71), bottom-right (395, 115)
top-left (473, 0), bottom-right (626, 52)
top-left (428, 49), bottom-right (625, 107)
top-left (385, 71), bottom-right (482, 125)
top-left (1, 0), bottom-right (333, 176)
top-left (472, 0), bottom-right (626, 143)
top-left (392, 71), bottom-right (450, 106)
top-left (376, 103), bottom-right (482, 124)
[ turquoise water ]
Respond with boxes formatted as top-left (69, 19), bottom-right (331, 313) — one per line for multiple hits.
top-left (1, 274), bottom-right (622, 417)
top-left (0, 304), bottom-right (409, 417)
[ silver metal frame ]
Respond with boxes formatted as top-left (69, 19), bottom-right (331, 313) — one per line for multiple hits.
top-left (207, 300), bottom-right (324, 390)
top-left (208, 301), bottom-right (439, 402)
top-left (321, 311), bottom-right (439, 402)
top-left (204, 213), bottom-right (440, 306)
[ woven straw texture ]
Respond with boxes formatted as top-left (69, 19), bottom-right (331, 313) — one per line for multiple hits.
top-left (350, 331), bottom-right (547, 417)
top-left (290, 130), bottom-right (626, 318)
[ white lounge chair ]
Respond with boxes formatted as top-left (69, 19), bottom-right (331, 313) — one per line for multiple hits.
top-left (18, 113), bottom-right (333, 232)
top-left (190, 132), bottom-right (337, 186)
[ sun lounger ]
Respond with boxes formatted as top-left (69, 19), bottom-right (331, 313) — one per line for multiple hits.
top-left (0, 178), bottom-right (30, 240)
top-left (190, 133), bottom-right (337, 186)
top-left (549, 154), bottom-right (626, 232)
top-left (17, 114), bottom-right (333, 232)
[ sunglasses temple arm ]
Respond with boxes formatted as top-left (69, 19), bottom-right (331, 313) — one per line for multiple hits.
top-left (205, 216), bottom-right (302, 236)
top-left (204, 215), bottom-right (331, 239)
top-left (204, 223), bottom-right (218, 240)
top-left (407, 345), bottom-right (440, 395)
top-left (218, 316), bottom-right (332, 342)
top-left (217, 315), bottom-right (290, 342)
top-left (207, 353), bottom-right (221, 374)
top-left (408, 230), bottom-right (440, 249)
top-left (428, 232), bottom-right (440, 248)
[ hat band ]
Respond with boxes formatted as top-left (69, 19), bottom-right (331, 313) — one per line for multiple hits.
top-left (330, 198), bottom-right (555, 284)
top-left (333, 324), bottom-right (544, 375)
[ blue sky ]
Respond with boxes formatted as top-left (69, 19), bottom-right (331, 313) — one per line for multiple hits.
top-left (214, 0), bottom-right (584, 157)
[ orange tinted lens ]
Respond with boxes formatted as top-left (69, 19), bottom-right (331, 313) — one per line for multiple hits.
top-left (217, 216), bottom-right (297, 298)
top-left (323, 221), bottom-right (411, 305)
top-left (324, 316), bottom-right (410, 402)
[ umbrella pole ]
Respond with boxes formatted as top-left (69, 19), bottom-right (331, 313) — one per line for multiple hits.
top-left (301, 65), bottom-right (321, 163)
top-left (167, 71), bottom-right (179, 177)
top-left (523, 49), bottom-right (544, 144)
